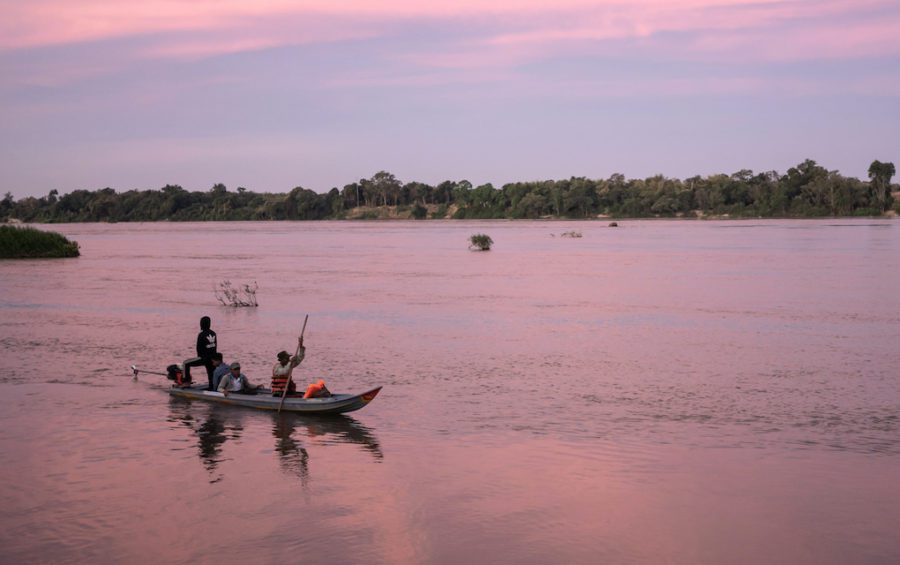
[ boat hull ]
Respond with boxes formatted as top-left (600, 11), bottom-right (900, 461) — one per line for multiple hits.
top-left (167, 384), bottom-right (382, 415)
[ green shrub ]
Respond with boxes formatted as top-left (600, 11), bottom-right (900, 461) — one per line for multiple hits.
top-left (411, 203), bottom-right (427, 219)
top-left (431, 204), bottom-right (448, 219)
top-left (468, 233), bottom-right (493, 251)
top-left (0, 225), bottom-right (80, 258)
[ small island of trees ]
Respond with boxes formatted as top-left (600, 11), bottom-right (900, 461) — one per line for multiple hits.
top-left (0, 225), bottom-right (80, 258)
top-left (1, 159), bottom-right (896, 223)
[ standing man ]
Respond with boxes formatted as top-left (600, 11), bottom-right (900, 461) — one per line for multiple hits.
top-left (184, 316), bottom-right (217, 390)
top-left (271, 337), bottom-right (305, 397)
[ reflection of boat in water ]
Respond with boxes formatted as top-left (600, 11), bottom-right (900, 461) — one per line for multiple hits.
top-left (167, 400), bottom-right (244, 483)
top-left (274, 412), bottom-right (383, 460)
top-left (168, 383), bottom-right (382, 415)
top-left (168, 397), bottom-right (382, 483)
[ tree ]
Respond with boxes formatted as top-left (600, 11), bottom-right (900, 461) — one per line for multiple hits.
top-left (558, 177), bottom-right (596, 217)
top-left (502, 182), bottom-right (532, 215)
top-left (370, 171), bottom-right (401, 206)
top-left (601, 173), bottom-right (628, 212)
top-left (867, 160), bottom-right (896, 211)
top-left (452, 180), bottom-right (472, 206)
top-left (403, 182), bottom-right (433, 206)
top-left (327, 187), bottom-right (344, 217)
top-left (513, 192), bottom-right (548, 218)
top-left (469, 183), bottom-right (498, 211)
top-left (403, 182), bottom-right (434, 206)
top-left (284, 186), bottom-right (328, 219)
top-left (784, 159), bottom-right (827, 201)
top-left (342, 183), bottom-right (361, 208)
top-left (434, 181), bottom-right (455, 205)
top-left (357, 179), bottom-right (375, 207)
top-left (0, 192), bottom-right (13, 218)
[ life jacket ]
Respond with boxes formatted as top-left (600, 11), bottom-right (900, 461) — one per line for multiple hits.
top-left (303, 379), bottom-right (330, 399)
top-left (271, 373), bottom-right (297, 395)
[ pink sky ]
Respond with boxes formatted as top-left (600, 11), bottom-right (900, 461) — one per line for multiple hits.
top-left (4, 0), bottom-right (897, 61)
top-left (1, 0), bottom-right (898, 196)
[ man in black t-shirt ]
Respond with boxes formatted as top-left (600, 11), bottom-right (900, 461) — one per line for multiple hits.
top-left (184, 316), bottom-right (217, 390)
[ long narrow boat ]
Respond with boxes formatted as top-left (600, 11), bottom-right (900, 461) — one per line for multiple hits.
top-left (167, 383), bottom-right (383, 415)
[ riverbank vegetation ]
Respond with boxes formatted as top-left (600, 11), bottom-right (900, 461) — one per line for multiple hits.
top-left (0, 225), bottom-right (80, 258)
top-left (2, 159), bottom-right (896, 223)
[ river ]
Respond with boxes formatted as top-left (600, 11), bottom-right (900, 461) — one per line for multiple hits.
top-left (0, 219), bottom-right (898, 564)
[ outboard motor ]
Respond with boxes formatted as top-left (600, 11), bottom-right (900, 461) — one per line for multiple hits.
top-left (166, 364), bottom-right (189, 386)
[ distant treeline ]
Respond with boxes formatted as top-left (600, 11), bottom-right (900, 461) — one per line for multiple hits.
top-left (2, 159), bottom-right (896, 223)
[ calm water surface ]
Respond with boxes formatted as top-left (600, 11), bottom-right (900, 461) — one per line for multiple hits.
top-left (1, 220), bottom-right (898, 564)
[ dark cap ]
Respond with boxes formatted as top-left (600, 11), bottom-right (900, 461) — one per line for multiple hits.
top-left (229, 362), bottom-right (240, 370)
top-left (277, 351), bottom-right (290, 361)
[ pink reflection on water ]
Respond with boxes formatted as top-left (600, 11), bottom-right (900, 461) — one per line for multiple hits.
top-left (1, 220), bottom-right (898, 563)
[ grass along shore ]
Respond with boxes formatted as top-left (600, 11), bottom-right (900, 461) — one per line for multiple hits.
top-left (0, 225), bottom-right (80, 258)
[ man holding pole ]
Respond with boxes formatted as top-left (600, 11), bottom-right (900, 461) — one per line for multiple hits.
top-left (272, 336), bottom-right (305, 397)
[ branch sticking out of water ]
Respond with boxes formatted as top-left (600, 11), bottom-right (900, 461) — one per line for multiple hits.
top-left (215, 280), bottom-right (259, 307)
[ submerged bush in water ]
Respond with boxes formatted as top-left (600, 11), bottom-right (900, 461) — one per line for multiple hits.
top-left (215, 280), bottom-right (259, 307)
top-left (0, 225), bottom-right (80, 258)
top-left (469, 233), bottom-right (493, 251)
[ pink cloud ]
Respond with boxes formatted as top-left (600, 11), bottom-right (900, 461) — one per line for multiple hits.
top-left (2, 1), bottom-right (894, 53)
top-left (1, 0), bottom-right (896, 84)
top-left (138, 24), bottom-right (379, 60)
top-left (479, 0), bottom-right (900, 63)
top-left (683, 15), bottom-right (900, 62)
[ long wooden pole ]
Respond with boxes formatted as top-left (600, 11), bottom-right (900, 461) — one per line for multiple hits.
top-left (278, 314), bottom-right (308, 413)
top-left (131, 365), bottom-right (168, 378)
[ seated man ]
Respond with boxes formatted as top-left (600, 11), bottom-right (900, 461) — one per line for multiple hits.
top-left (217, 362), bottom-right (262, 396)
top-left (210, 353), bottom-right (230, 391)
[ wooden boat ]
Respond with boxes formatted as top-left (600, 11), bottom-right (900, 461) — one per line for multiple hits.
top-left (131, 365), bottom-right (382, 415)
top-left (167, 383), bottom-right (383, 415)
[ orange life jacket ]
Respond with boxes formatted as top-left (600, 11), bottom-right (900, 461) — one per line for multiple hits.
top-left (271, 373), bottom-right (296, 395)
top-left (303, 379), bottom-right (329, 399)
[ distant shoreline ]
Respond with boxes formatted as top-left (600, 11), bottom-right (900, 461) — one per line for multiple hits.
top-left (3, 162), bottom-right (897, 222)
top-left (6, 210), bottom-right (897, 224)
